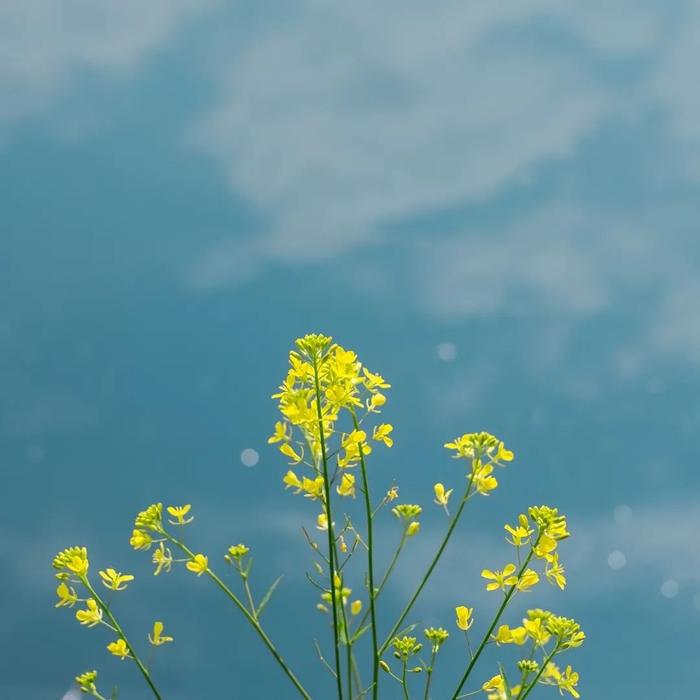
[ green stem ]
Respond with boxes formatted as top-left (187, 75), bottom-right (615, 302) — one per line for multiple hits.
top-left (517, 646), bottom-right (559, 700)
top-left (401, 661), bottom-right (410, 700)
top-left (312, 355), bottom-right (344, 700)
top-left (82, 579), bottom-right (162, 700)
top-left (449, 537), bottom-right (541, 700)
top-left (346, 634), bottom-right (353, 699)
top-left (164, 533), bottom-right (312, 700)
top-left (380, 474), bottom-right (475, 655)
top-left (423, 649), bottom-right (437, 700)
top-left (351, 412), bottom-right (380, 700)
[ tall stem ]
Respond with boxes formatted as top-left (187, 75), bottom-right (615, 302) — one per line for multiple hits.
top-left (312, 355), bottom-right (345, 700)
top-left (401, 661), bottom-right (410, 700)
top-left (449, 538), bottom-right (541, 700)
top-left (380, 475), bottom-right (474, 654)
top-left (164, 533), bottom-right (312, 700)
top-left (82, 579), bottom-right (162, 700)
top-left (423, 649), bottom-right (437, 700)
top-left (351, 411), bottom-right (380, 700)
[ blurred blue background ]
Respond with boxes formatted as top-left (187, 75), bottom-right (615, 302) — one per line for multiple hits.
top-left (2, 1), bottom-right (699, 698)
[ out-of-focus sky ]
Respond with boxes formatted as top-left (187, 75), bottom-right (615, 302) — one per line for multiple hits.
top-left (2, 1), bottom-right (699, 698)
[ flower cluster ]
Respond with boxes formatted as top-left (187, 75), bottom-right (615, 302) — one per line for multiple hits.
top-left (271, 335), bottom-right (394, 518)
top-left (444, 431), bottom-right (514, 496)
top-left (52, 333), bottom-right (587, 700)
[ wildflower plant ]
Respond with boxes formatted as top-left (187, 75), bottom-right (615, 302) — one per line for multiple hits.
top-left (53, 333), bottom-right (585, 699)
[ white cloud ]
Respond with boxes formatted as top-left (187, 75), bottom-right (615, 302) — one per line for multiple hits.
top-left (187, 0), bottom-right (615, 287)
top-left (0, 0), bottom-right (217, 137)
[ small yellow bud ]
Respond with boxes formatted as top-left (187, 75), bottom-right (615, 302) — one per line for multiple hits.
top-left (407, 521), bottom-right (420, 537)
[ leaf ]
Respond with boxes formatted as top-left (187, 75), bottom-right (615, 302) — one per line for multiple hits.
top-left (498, 663), bottom-right (514, 700)
top-left (256, 575), bottom-right (284, 618)
top-left (351, 623), bottom-right (372, 643)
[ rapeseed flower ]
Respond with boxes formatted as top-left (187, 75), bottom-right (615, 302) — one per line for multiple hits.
top-left (53, 546), bottom-right (89, 578)
top-left (99, 568), bottom-right (134, 591)
top-left (337, 472), bottom-right (356, 497)
top-left (75, 598), bottom-right (102, 627)
top-left (107, 639), bottom-right (129, 660)
top-left (55, 582), bottom-right (78, 608)
top-left (75, 670), bottom-right (98, 694)
top-left (424, 627), bottom-right (449, 652)
top-left (433, 483), bottom-right (453, 507)
top-left (130, 529), bottom-right (152, 551)
top-left (482, 564), bottom-right (518, 592)
top-left (186, 554), bottom-right (208, 576)
top-left (372, 424), bottom-right (394, 447)
top-left (166, 504), bottom-right (194, 525)
top-left (149, 621), bottom-right (174, 646)
top-left (152, 543), bottom-right (173, 575)
top-left (455, 606), bottom-right (474, 631)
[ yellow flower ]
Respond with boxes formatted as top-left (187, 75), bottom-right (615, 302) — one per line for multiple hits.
top-left (496, 441), bottom-right (514, 462)
top-left (350, 600), bottom-right (362, 615)
top-left (473, 462), bottom-right (498, 494)
top-left (282, 469), bottom-right (303, 492)
top-left (107, 638), bottom-right (130, 660)
top-left (186, 554), bottom-right (209, 576)
top-left (279, 443), bottom-right (304, 464)
top-left (424, 627), bottom-right (450, 652)
top-left (148, 621), bottom-right (174, 646)
top-left (268, 421), bottom-right (289, 444)
top-left (528, 506), bottom-right (569, 541)
top-left (433, 482), bottom-right (453, 507)
top-left (75, 670), bottom-right (98, 694)
top-left (337, 472), bottom-right (356, 497)
top-left (481, 564), bottom-right (518, 592)
top-left (482, 675), bottom-right (505, 692)
top-left (130, 529), bottom-right (152, 551)
top-left (517, 568), bottom-right (540, 592)
top-left (302, 476), bottom-right (325, 500)
top-left (226, 544), bottom-right (250, 560)
top-left (372, 424), bottom-right (394, 447)
top-left (326, 383), bottom-right (361, 409)
top-left (455, 605), bottom-right (473, 631)
top-left (99, 568), bottom-right (135, 591)
top-left (152, 543), bottom-right (173, 575)
top-left (386, 486), bottom-right (399, 501)
top-left (444, 432), bottom-right (501, 460)
top-left (523, 617), bottom-right (551, 646)
top-left (53, 546), bottom-right (90, 578)
top-left (75, 598), bottom-right (102, 627)
top-left (392, 504), bottom-right (422, 520)
top-left (167, 504), bottom-right (194, 525)
top-left (367, 392), bottom-right (387, 412)
top-left (491, 624), bottom-right (528, 645)
top-left (534, 534), bottom-right (558, 559)
top-left (134, 503), bottom-right (163, 532)
top-left (504, 514), bottom-right (533, 546)
top-left (406, 521), bottom-right (421, 537)
top-left (491, 625), bottom-right (510, 644)
top-left (55, 582), bottom-right (78, 608)
top-left (557, 666), bottom-right (580, 698)
top-left (316, 513), bottom-right (329, 530)
top-left (545, 553), bottom-right (567, 590)
top-left (338, 430), bottom-right (372, 467)
top-left (542, 663), bottom-right (580, 698)
top-left (363, 368), bottom-right (391, 390)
